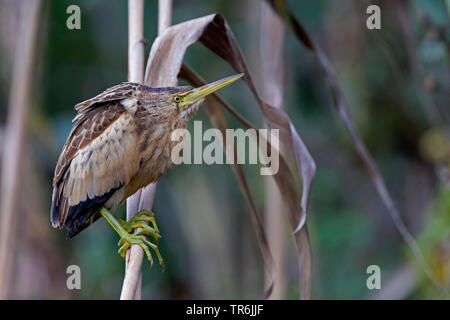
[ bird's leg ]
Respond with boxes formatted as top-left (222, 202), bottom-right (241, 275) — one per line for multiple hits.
top-left (100, 207), bottom-right (164, 269)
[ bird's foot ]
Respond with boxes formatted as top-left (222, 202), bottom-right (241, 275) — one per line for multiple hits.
top-left (100, 208), bottom-right (164, 270)
top-left (117, 233), bottom-right (164, 270)
top-left (119, 210), bottom-right (161, 244)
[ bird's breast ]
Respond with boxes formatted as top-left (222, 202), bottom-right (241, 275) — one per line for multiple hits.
top-left (121, 119), bottom-right (187, 202)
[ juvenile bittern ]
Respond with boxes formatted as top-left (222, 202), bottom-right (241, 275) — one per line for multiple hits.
top-left (51, 74), bottom-right (243, 267)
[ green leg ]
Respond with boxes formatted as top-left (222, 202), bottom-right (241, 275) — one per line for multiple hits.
top-left (100, 207), bottom-right (164, 269)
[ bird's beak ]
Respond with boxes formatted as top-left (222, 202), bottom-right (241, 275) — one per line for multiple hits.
top-left (179, 73), bottom-right (244, 106)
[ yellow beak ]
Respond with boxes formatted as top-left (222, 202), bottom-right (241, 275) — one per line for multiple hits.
top-left (179, 73), bottom-right (244, 106)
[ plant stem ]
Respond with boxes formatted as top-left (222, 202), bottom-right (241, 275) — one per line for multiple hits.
top-left (0, 0), bottom-right (42, 299)
top-left (260, 1), bottom-right (286, 300)
top-left (121, 0), bottom-right (173, 300)
top-left (121, 0), bottom-right (145, 300)
top-left (158, 0), bottom-right (172, 35)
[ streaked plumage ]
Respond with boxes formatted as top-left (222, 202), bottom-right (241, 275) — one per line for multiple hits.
top-left (51, 74), bottom-right (243, 239)
top-left (51, 83), bottom-right (197, 237)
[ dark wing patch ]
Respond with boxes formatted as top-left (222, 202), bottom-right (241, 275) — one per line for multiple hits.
top-left (65, 186), bottom-right (121, 238)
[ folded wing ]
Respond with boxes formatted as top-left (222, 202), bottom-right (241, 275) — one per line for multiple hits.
top-left (51, 86), bottom-right (141, 237)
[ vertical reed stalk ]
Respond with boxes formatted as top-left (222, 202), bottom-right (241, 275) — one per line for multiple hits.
top-left (121, 0), bottom-right (173, 300)
top-left (260, 1), bottom-right (287, 299)
top-left (0, 0), bottom-right (42, 299)
top-left (121, 0), bottom-right (146, 300)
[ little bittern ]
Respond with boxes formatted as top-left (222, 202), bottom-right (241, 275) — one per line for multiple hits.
top-left (51, 74), bottom-right (243, 267)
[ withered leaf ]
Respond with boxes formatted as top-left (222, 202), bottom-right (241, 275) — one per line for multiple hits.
top-left (266, 0), bottom-right (444, 293)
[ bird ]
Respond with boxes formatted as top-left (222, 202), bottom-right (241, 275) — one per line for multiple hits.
top-left (51, 74), bottom-right (244, 267)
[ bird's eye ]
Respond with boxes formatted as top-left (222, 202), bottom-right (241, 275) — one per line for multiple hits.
top-left (174, 96), bottom-right (181, 103)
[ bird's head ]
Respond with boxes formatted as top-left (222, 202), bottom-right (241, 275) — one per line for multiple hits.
top-left (141, 73), bottom-right (243, 121)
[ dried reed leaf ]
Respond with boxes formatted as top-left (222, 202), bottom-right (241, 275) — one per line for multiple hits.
top-left (144, 14), bottom-right (316, 298)
top-left (266, 0), bottom-right (445, 293)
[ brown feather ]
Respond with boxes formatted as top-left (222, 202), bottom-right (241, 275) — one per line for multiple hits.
top-left (51, 82), bottom-right (199, 235)
top-left (74, 82), bottom-right (142, 114)
top-left (52, 83), bottom-right (144, 228)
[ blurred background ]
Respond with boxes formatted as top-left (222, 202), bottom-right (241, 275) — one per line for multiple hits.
top-left (0, 0), bottom-right (449, 299)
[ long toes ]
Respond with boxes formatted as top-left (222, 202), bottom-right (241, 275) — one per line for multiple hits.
top-left (133, 224), bottom-right (161, 236)
top-left (139, 209), bottom-right (154, 216)
top-left (118, 242), bottom-right (129, 258)
top-left (134, 210), bottom-right (154, 219)
top-left (131, 217), bottom-right (158, 231)
top-left (131, 217), bottom-right (153, 223)
top-left (134, 230), bottom-right (161, 243)
top-left (131, 223), bottom-right (160, 236)
top-left (141, 237), bottom-right (164, 267)
top-left (115, 223), bottom-right (163, 269)
top-left (136, 239), bottom-right (154, 266)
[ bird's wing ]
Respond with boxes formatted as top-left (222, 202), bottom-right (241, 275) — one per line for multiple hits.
top-left (53, 83), bottom-right (142, 184)
top-left (51, 99), bottom-right (140, 236)
top-left (74, 82), bottom-right (142, 113)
